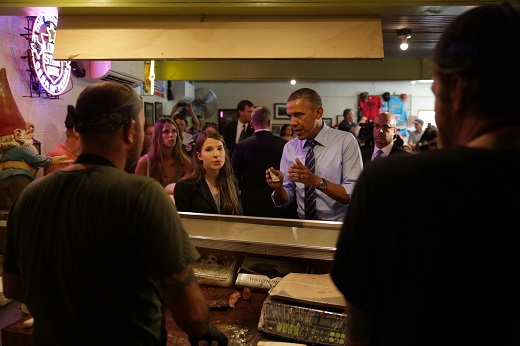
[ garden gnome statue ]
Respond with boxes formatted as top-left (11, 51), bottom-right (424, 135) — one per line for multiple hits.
top-left (0, 67), bottom-right (72, 207)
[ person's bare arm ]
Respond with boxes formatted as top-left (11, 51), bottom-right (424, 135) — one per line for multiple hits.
top-left (170, 103), bottom-right (181, 117)
top-left (157, 265), bottom-right (210, 337)
top-left (313, 177), bottom-right (349, 204)
top-left (345, 299), bottom-right (372, 346)
top-left (186, 103), bottom-right (200, 132)
top-left (164, 183), bottom-right (176, 195)
top-left (2, 271), bottom-right (26, 303)
top-left (352, 116), bottom-right (367, 137)
top-left (134, 155), bottom-right (148, 176)
top-left (50, 155), bottom-right (74, 166)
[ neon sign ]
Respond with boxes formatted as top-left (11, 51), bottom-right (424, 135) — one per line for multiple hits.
top-left (30, 15), bottom-right (71, 96)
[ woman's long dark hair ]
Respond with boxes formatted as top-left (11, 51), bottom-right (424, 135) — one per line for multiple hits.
top-left (280, 124), bottom-right (294, 137)
top-left (182, 131), bottom-right (241, 215)
top-left (148, 117), bottom-right (190, 185)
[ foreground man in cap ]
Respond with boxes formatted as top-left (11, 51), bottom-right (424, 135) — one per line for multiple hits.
top-left (2, 82), bottom-right (228, 346)
top-left (331, 3), bottom-right (520, 346)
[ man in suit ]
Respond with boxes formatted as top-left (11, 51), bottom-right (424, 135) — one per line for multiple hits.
top-left (222, 99), bottom-right (254, 157)
top-left (232, 106), bottom-right (297, 218)
top-left (361, 112), bottom-right (409, 164)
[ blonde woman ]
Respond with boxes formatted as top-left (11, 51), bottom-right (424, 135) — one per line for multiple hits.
top-left (174, 131), bottom-right (242, 215)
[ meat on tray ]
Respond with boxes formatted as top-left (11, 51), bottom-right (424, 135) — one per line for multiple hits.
top-left (228, 291), bottom-right (241, 308)
top-left (201, 286), bottom-right (233, 310)
top-left (242, 287), bottom-right (252, 300)
top-left (200, 286), bottom-right (252, 310)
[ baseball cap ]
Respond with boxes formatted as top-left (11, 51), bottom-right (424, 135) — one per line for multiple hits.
top-left (413, 119), bottom-right (424, 125)
top-left (433, 4), bottom-right (520, 117)
top-left (75, 82), bottom-right (142, 134)
top-left (434, 4), bottom-right (520, 71)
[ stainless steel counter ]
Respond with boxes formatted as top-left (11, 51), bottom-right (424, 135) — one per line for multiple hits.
top-left (179, 212), bottom-right (342, 261)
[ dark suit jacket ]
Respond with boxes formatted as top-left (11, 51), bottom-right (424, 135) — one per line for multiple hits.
top-left (174, 178), bottom-right (242, 215)
top-left (222, 120), bottom-right (254, 157)
top-left (361, 144), bottom-right (409, 165)
top-left (231, 130), bottom-right (298, 219)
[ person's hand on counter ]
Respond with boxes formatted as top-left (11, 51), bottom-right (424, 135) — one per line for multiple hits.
top-left (189, 323), bottom-right (229, 346)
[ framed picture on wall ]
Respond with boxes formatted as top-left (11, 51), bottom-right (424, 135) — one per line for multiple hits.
top-left (336, 115), bottom-right (344, 124)
top-left (323, 118), bottom-right (333, 127)
top-left (272, 124), bottom-right (282, 136)
top-left (274, 103), bottom-right (288, 119)
top-left (144, 102), bottom-right (154, 124)
top-left (154, 102), bottom-right (163, 121)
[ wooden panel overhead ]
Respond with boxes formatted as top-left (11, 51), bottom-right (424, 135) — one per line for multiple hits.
top-left (53, 15), bottom-right (383, 60)
top-left (0, 1), bottom-right (515, 61)
top-left (153, 58), bottom-right (433, 81)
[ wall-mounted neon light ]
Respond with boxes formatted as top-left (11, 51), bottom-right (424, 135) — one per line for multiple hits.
top-left (30, 15), bottom-right (71, 96)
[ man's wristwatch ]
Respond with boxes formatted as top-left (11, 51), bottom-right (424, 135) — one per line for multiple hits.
top-left (317, 178), bottom-right (327, 191)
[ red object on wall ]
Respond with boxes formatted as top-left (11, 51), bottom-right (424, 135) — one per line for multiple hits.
top-left (0, 68), bottom-right (27, 136)
top-left (359, 94), bottom-right (382, 122)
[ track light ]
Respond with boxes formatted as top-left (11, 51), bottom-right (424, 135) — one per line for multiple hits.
top-left (400, 37), bottom-right (409, 50)
top-left (396, 28), bottom-right (412, 51)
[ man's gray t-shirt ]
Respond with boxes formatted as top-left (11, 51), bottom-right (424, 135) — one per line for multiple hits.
top-left (3, 166), bottom-right (198, 345)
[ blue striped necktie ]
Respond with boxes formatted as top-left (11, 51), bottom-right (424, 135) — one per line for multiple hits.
top-left (304, 140), bottom-right (318, 220)
top-left (373, 149), bottom-right (384, 160)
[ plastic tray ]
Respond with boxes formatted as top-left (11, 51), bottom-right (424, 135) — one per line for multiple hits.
top-left (193, 249), bottom-right (238, 287)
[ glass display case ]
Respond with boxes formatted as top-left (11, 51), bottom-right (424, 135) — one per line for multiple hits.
top-left (179, 212), bottom-right (342, 261)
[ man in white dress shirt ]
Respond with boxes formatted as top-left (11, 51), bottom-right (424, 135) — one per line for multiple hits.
top-left (266, 88), bottom-right (363, 221)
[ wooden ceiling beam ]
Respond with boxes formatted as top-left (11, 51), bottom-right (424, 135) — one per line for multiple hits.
top-left (154, 58), bottom-right (433, 81)
top-left (53, 15), bottom-right (383, 60)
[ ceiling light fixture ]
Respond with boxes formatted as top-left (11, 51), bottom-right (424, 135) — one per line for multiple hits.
top-left (396, 28), bottom-right (412, 51)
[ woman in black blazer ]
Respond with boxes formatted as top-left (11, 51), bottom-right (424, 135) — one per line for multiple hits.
top-left (174, 131), bottom-right (242, 215)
